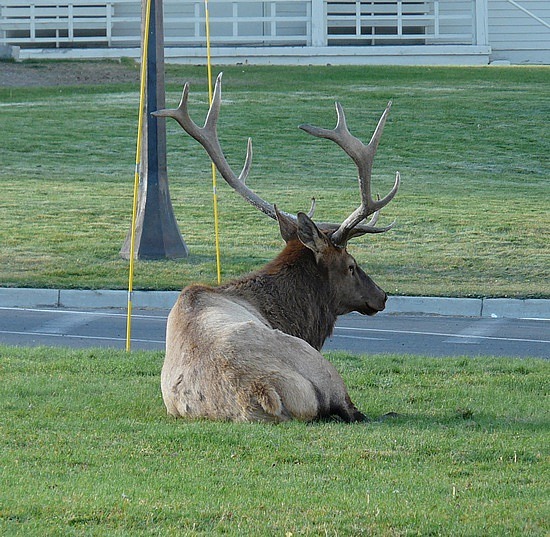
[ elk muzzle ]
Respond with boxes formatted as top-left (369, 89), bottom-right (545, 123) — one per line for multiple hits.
top-left (359, 274), bottom-right (387, 316)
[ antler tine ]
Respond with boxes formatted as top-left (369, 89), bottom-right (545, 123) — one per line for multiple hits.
top-left (239, 138), bottom-right (253, 184)
top-left (307, 197), bottom-right (316, 218)
top-left (300, 101), bottom-right (400, 246)
top-left (202, 71), bottom-right (225, 137)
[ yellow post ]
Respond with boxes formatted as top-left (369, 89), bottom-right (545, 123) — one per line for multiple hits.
top-left (204, 0), bottom-right (222, 285)
top-left (126, 0), bottom-right (152, 352)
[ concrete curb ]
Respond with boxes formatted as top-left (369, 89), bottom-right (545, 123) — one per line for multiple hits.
top-left (385, 296), bottom-right (482, 317)
top-left (0, 288), bottom-right (548, 319)
top-left (0, 288), bottom-right (181, 310)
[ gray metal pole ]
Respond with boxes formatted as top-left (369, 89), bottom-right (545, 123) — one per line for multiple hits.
top-left (121, 0), bottom-right (188, 260)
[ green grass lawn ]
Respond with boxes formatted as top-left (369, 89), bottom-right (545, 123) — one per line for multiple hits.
top-left (0, 63), bottom-right (548, 297)
top-left (0, 346), bottom-right (548, 535)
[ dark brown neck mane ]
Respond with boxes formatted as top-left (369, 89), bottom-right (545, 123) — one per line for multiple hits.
top-left (221, 240), bottom-right (338, 350)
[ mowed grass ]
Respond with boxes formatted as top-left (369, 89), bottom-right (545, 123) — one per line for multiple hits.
top-left (0, 345), bottom-right (548, 535)
top-left (0, 63), bottom-right (548, 296)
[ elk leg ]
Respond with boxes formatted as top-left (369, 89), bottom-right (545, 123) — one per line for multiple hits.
top-left (331, 396), bottom-right (371, 423)
top-left (343, 407), bottom-right (371, 423)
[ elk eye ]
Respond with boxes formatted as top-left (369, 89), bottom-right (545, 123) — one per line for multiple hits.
top-left (348, 265), bottom-right (355, 276)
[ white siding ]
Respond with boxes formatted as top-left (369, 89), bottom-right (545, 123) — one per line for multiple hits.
top-left (488, 0), bottom-right (550, 63)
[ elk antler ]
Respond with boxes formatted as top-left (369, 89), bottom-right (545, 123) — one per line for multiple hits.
top-left (300, 102), bottom-right (400, 246)
top-left (153, 73), bottom-right (398, 245)
top-left (152, 73), bottom-right (312, 223)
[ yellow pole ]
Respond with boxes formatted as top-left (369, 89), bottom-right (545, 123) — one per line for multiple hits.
top-left (126, 0), bottom-right (153, 352)
top-left (204, 0), bottom-right (222, 285)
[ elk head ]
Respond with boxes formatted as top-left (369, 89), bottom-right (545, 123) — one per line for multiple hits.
top-left (290, 211), bottom-right (388, 316)
top-left (153, 73), bottom-right (400, 318)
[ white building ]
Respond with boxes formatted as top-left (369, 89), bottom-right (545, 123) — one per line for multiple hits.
top-left (1, 0), bottom-right (549, 65)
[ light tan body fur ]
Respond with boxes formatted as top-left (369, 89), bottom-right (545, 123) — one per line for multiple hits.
top-left (163, 288), bottom-right (358, 423)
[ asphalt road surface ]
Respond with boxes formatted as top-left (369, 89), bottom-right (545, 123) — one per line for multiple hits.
top-left (0, 306), bottom-right (548, 359)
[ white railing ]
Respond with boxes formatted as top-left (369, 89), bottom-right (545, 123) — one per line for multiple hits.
top-left (0, 0), bottom-right (483, 49)
top-left (0, 0), bottom-right (312, 48)
top-left (326, 1), bottom-right (475, 45)
top-left (161, 0), bottom-right (311, 46)
top-left (0, 1), bottom-right (114, 46)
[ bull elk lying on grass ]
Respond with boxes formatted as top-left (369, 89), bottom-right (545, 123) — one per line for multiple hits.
top-left (154, 74), bottom-right (400, 423)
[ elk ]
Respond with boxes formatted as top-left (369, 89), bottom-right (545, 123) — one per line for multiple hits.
top-left (154, 73), bottom-right (400, 423)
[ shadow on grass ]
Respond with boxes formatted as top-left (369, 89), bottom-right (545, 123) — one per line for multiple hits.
top-left (335, 409), bottom-right (550, 435)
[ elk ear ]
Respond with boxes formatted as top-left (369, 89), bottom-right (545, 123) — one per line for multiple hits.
top-left (296, 212), bottom-right (330, 259)
top-left (275, 205), bottom-right (298, 243)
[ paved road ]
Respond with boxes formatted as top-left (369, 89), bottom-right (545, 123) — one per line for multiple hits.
top-left (0, 306), bottom-right (548, 359)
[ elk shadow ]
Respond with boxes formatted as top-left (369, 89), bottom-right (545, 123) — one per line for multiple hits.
top-left (333, 410), bottom-right (550, 435)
